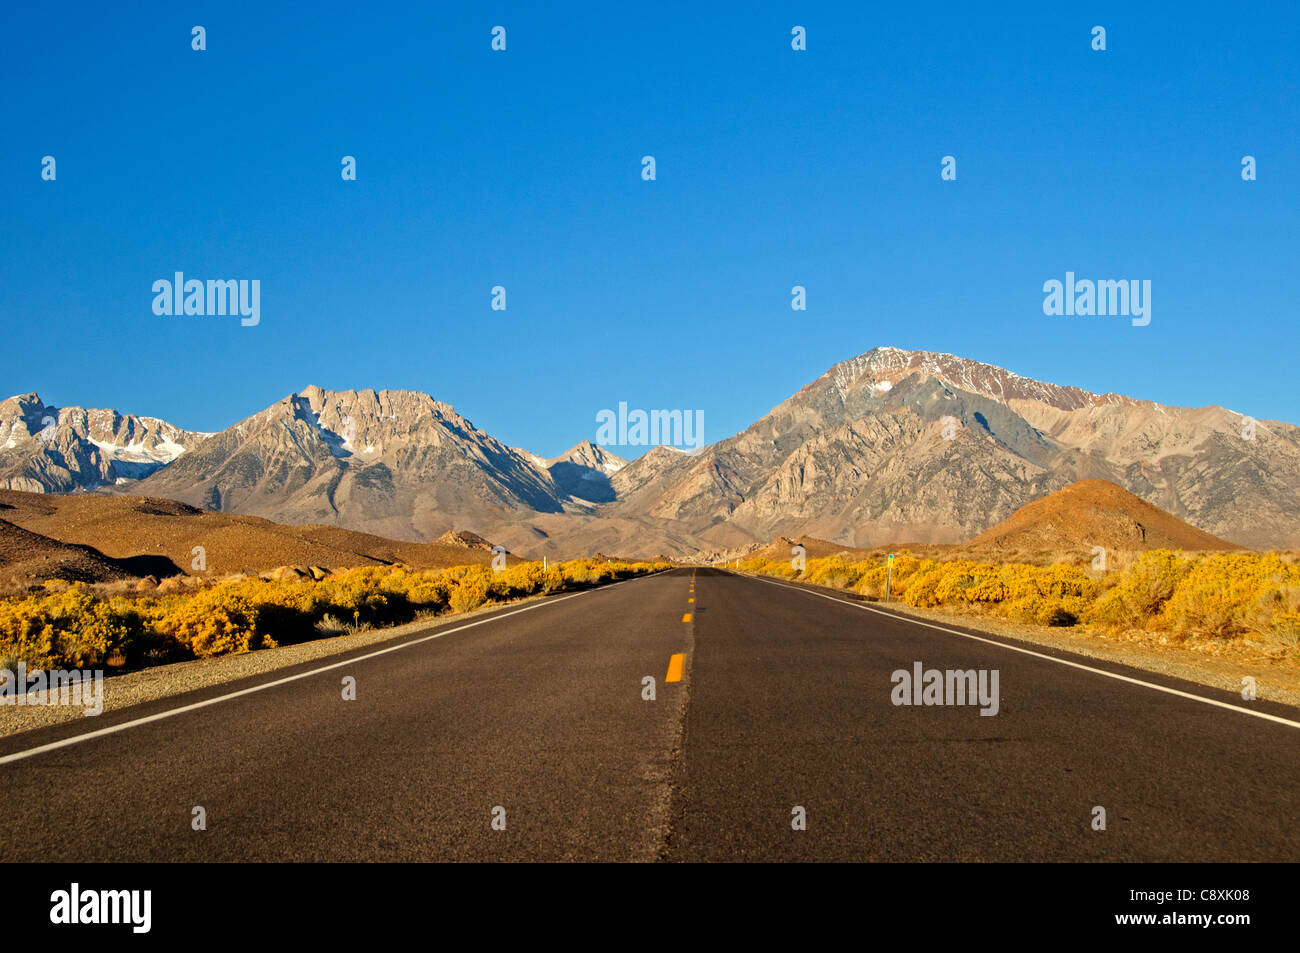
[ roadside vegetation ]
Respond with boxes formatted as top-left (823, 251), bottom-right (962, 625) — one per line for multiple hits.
top-left (0, 559), bottom-right (670, 670)
top-left (734, 550), bottom-right (1300, 657)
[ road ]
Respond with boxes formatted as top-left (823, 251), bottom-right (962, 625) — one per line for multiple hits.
top-left (1, 568), bottom-right (1297, 862)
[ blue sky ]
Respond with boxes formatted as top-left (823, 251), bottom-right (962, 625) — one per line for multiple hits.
top-left (2, 1), bottom-right (1297, 456)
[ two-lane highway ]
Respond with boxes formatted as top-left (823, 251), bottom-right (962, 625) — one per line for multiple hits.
top-left (1, 568), bottom-right (1296, 861)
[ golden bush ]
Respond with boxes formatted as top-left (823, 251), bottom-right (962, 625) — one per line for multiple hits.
top-left (147, 586), bottom-right (274, 658)
top-left (0, 558), bottom-right (666, 669)
top-left (0, 586), bottom-right (142, 667)
top-left (1159, 553), bottom-right (1300, 639)
top-left (1085, 550), bottom-right (1191, 629)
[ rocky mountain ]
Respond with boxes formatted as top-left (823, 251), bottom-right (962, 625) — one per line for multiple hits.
top-left (543, 440), bottom-right (627, 503)
top-left (128, 386), bottom-right (572, 542)
top-left (575, 347), bottom-right (1300, 552)
top-left (0, 393), bottom-right (208, 493)
top-left (572, 345), bottom-right (1300, 551)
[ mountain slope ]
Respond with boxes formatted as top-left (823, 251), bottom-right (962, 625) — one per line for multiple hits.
top-left (544, 440), bottom-right (627, 503)
top-left (0, 516), bottom-right (143, 589)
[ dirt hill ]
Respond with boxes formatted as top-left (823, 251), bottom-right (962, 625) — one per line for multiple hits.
top-left (965, 479), bottom-right (1241, 553)
top-left (749, 535), bottom-right (873, 562)
top-left (434, 529), bottom-right (495, 551)
top-left (0, 490), bottom-right (513, 584)
top-left (0, 518), bottom-right (145, 589)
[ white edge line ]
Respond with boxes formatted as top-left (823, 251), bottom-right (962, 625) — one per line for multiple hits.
top-left (0, 569), bottom-right (670, 768)
top-left (740, 571), bottom-right (1300, 731)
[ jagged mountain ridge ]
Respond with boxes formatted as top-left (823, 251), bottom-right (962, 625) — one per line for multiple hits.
top-left (0, 393), bottom-right (209, 492)
top-left (128, 386), bottom-right (581, 541)
top-left (543, 440), bottom-right (627, 503)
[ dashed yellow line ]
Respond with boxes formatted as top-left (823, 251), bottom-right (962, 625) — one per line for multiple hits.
top-left (688, 597), bottom-right (694, 603)
top-left (682, 612), bottom-right (692, 623)
top-left (666, 653), bottom-right (684, 682)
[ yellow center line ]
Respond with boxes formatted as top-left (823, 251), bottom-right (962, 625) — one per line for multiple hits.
top-left (688, 597), bottom-right (694, 603)
top-left (682, 612), bottom-right (692, 622)
top-left (666, 653), bottom-right (684, 682)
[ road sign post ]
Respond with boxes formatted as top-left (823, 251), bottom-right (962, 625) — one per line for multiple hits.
top-left (885, 553), bottom-right (895, 603)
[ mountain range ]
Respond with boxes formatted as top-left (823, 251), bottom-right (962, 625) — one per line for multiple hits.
top-left (0, 393), bottom-right (207, 492)
top-left (4, 347), bottom-right (1296, 555)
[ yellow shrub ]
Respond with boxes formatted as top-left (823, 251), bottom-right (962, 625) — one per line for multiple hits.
top-left (541, 566), bottom-right (566, 593)
top-left (449, 568), bottom-right (491, 613)
top-left (904, 569), bottom-right (945, 608)
top-left (744, 545), bottom-right (1300, 641)
top-left (1159, 553), bottom-right (1300, 639)
top-left (148, 586), bottom-right (274, 658)
top-left (1086, 550), bottom-right (1191, 629)
top-left (492, 563), bottom-right (546, 599)
top-left (805, 557), bottom-right (866, 589)
top-left (403, 572), bottom-right (452, 609)
top-left (0, 559), bottom-right (665, 668)
top-left (0, 586), bottom-right (142, 667)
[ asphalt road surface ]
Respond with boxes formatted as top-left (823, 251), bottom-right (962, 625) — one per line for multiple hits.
top-left (2, 568), bottom-right (1297, 862)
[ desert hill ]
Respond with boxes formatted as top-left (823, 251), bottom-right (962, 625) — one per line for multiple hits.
top-left (0, 517), bottom-right (146, 589)
top-left (966, 479), bottom-right (1240, 553)
top-left (434, 529), bottom-right (496, 550)
top-left (0, 490), bottom-right (515, 585)
top-left (749, 535), bottom-right (873, 563)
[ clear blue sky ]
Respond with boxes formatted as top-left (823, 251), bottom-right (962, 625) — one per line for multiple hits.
top-left (3, 2), bottom-right (1297, 456)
